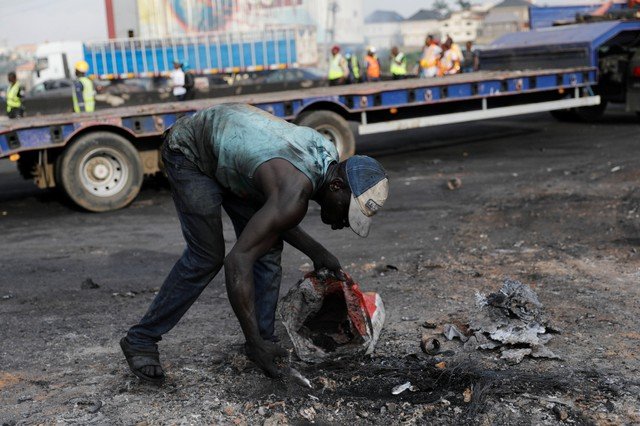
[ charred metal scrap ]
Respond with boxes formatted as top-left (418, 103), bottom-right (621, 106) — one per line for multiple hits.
top-left (446, 279), bottom-right (561, 364)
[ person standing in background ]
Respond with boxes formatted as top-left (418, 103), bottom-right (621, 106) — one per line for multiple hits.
top-left (345, 51), bottom-right (361, 84)
top-left (390, 47), bottom-right (407, 80)
top-left (72, 61), bottom-right (95, 113)
top-left (328, 45), bottom-right (349, 86)
top-left (438, 40), bottom-right (461, 76)
top-left (182, 62), bottom-right (196, 101)
top-left (462, 41), bottom-right (479, 73)
top-left (6, 72), bottom-right (24, 118)
top-left (420, 35), bottom-right (442, 78)
top-left (363, 46), bottom-right (381, 82)
top-left (171, 61), bottom-right (187, 101)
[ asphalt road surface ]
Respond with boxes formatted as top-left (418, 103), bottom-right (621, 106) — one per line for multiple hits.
top-left (1, 111), bottom-right (639, 424)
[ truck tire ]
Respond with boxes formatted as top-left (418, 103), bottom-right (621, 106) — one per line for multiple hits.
top-left (296, 110), bottom-right (356, 160)
top-left (58, 131), bottom-right (143, 212)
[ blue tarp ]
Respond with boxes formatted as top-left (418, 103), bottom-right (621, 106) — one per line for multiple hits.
top-left (490, 21), bottom-right (640, 50)
top-left (481, 20), bottom-right (640, 70)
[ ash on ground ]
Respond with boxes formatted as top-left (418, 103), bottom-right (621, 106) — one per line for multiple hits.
top-left (447, 279), bottom-right (560, 364)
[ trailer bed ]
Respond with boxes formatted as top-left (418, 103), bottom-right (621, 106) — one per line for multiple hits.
top-left (1, 67), bottom-right (597, 156)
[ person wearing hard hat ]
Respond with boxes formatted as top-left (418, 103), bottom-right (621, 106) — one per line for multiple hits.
top-left (328, 45), bottom-right (349, 86)
top-left (363, 46), bottom-right (381, 82)
top-left (344, 51), bottom-right (361, 84)
top-left (72, 61), bottom-right (95, 113)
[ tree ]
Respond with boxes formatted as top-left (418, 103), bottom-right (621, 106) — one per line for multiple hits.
top-left (457, 0), bottom-right (472, 10)
top-left (433, 0), bottom-right (450, 17)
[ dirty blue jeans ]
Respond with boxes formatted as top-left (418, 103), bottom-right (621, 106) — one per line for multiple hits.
top-left (126, 145), bottom-right (282, 349)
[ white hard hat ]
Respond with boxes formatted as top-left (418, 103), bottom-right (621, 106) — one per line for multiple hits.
top-left (368, 46), bottom-right (376, 53)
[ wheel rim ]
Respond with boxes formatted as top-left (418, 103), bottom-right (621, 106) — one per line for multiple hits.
top-left (315, 124), bottom-right (344, 156)
top-left (78, 147), bottom-right (128, 197)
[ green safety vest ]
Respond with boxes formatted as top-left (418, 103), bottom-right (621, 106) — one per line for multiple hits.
top-left (72, 76), bottom-right (95, 113)
top-left (390, 52), bottom-right (407, 76)
top-left (328, 54), bottom-right (345, 80)
top-left (350, 56), bottom-right (360, 79)
top-left (6, 82), bottom-right (22, 112)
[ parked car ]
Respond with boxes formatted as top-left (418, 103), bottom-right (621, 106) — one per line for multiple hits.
top-left (29, 78), bottom-right (74, 98)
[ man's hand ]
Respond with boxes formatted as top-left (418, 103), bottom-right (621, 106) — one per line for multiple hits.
top-left (312, 250), bottom-right (346, 281)
top-left (245, 340), bottom-right (288, 378)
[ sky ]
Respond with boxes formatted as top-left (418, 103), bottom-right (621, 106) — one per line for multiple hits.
top-left (0, 0), bottom-right (616, 48)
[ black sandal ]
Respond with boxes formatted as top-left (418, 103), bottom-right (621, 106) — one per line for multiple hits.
top-left (119, 337), bottom-right (166, 384)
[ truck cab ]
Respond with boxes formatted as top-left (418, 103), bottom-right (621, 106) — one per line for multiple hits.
top-left (33, 41), bottom-right (84, 86)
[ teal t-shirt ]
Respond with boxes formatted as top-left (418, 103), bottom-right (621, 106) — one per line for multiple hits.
top-left (166, 103), bottom-right (339, 200)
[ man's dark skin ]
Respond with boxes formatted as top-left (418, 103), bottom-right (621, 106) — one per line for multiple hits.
top-left (139, 159), bottom-right (350, 379)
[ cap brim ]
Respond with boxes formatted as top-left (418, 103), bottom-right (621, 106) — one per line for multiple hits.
top-left (348, 195), bottom-right (372, 237)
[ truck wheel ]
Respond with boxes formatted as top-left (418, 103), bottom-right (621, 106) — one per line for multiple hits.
top-left (58, 131), bottom-right (143, 212)
top-left (296, 110), bottom-right (356, 160)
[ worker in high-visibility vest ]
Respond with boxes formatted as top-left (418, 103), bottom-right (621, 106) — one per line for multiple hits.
top-left (328, 45), bottom-right (349, 86)
top-left (438, 40), bottom-right (461, 76)
top-left (390, 47), bottom-right (408, 80)
top-left (363, 46), bottom-right (381, 82)
top-left (419, 35), bottom-right (442, 78)
top-left (345, 51), bottom-right (361, 84)
top-left (72, 60), bottom-right (95, 113)
top-left (5, 71), bottom-right (24, 119)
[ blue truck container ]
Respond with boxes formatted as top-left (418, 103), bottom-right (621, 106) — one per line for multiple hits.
top-left (82, 26), bottom-right (317, 79)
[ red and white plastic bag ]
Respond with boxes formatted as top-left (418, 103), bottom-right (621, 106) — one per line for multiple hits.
top-left (278, 271), bottom-right (385, 363)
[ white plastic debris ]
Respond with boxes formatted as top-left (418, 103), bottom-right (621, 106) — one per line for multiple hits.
top-left (391, 381), bottom-right (412, 395)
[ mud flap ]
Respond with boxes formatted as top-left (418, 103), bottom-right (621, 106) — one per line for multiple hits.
top-left (278, 271), bottom-right (385, 363)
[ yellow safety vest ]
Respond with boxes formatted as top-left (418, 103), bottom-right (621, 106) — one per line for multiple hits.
top-left (72, 77), bottom-right (95, 113)
top-left (6, 82), bottom-right (22, 112)
top-left (328, 54), bottom-right (345, 80)
top-left (390, 53), bottom-right (407, 76)
top-left (350, 56), bottom-right (360, 80)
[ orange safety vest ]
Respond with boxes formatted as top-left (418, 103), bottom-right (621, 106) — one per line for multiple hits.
top-left (365, 55), bottom-right (380, 79)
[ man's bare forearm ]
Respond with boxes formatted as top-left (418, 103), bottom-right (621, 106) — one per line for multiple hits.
top-left (224, 254), bottom-right (263, 344)
top-left (283, 226), bottom-right (328, 260)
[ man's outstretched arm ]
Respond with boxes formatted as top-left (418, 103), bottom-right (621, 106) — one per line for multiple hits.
top-left (283, 227), bottom-right (345, 279)
top-left (224, 183), bottom-right (309, 377)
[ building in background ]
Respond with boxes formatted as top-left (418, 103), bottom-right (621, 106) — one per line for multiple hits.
top-left (363, 10), bottom-right (404, 50)
top-left (477, 0), bottom-right (531, 45)
top-left (401, 9), bottom-right (443, 48)
top-left (440, 10), bottom-right (483, 45)
top-left (109, 0), bottom-right (363, 45)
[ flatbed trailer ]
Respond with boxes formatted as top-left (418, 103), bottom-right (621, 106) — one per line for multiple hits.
top-left (0, 67), bottom-right (600, 212)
